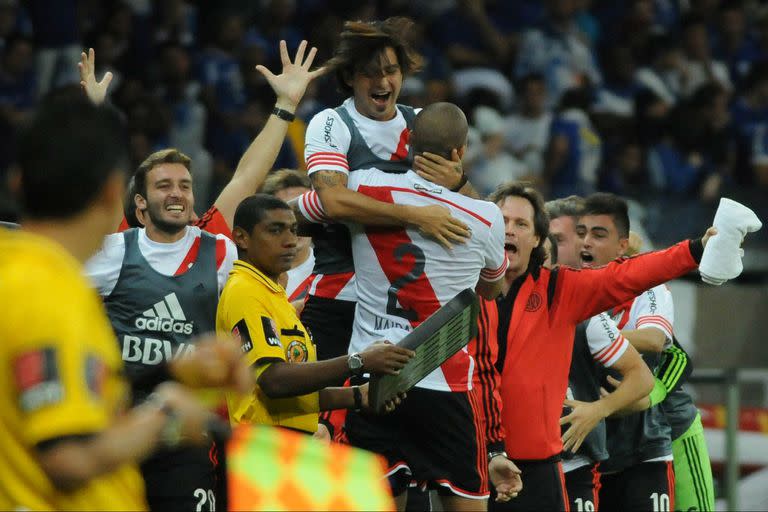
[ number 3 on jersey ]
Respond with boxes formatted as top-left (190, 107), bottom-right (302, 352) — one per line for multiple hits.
top-left (386, 243), bottom-right (426, 321)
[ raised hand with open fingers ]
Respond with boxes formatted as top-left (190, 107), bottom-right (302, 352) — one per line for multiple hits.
top-left (78, 48), bottom-right (113, 106)
top-left (255, 40), bottom-right (327, 112)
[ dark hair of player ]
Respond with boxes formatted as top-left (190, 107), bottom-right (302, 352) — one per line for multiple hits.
top-left (260, 169), bottom-right (311, 196)
top-left (325, 17), bottom-right (423, 95)
top-left (233, 193), bottom-right (292, 234)
top-left (545, 195), bottom-right (585, 221)
top-left (18, 89), bottom-right (127, 220)
top-left (487, 182), bottom-right (550, 273)
top-left (410, 102), bottom-right (468, 160)
top-left (582, 192), bottom-right (630, 238)
top-left (133, 148), bottom-right (192, 198)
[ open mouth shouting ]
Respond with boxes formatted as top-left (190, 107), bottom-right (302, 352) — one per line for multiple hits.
top-left (370, 91), bottom-right (392, 108)
top-left (580, 250), bottom-right (595, 268)
top-left (505, 242), bottom-right (518, 255)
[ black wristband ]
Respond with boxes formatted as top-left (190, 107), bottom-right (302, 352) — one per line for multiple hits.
top-left (688, 238), bottom-right (705, 264)
top-left (272, 107), bottom-right (296, 122)
top-left (487, 440), bottom-right (506, 454)
top-left (353, 386), bottom-right (363, 411)
top-left (451, 174), bottom-right (468, 192)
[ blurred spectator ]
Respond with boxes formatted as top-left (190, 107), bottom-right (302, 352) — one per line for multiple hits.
top-left (156, 42), bottom-right (212, 210)
top-left (0, 33), bottom-right (35, 128)
top-left (731, 62), bottom-right (768, 184)
top-left (634, 87), bottom-right (671, 146)
top-left (429, 0), bottom-right (518, 71)
top-left (574, 0), bottom-right (600, 46)
top-left (196, 11), bottom-right (246, 162)
top-left (635, 34), bottom-right (685, 105)
top-left (516, 0), bottom-right (602, 107)
top-left (26, 0), bottom-right (81, 97)
top-left (0, 0), bottom-right (31, 50)
top-left (685, 83), bottom-right (733, 200)
top-left (153, 0), bottom-right (197, 48)
top-left (243, 0), bottom-right (303, 68)
top-left (504, 73), bottom-right (553, 176)
top-left (600, 137), bottom-right (653, 197)
top-left (468, 106), bottom-right (528, 196)
top-left (713, 0), bottom-right (761, 85)
top-left (751, 124), bottom-right (768, 188)
top-left (544, 86), bottom-right (602, 197)
top-left (646, 97), bottom-right (724, 199)
top-left (680, 14), bottom-right (732, 96)
top-left (594, 44), bottom-right (640, 118)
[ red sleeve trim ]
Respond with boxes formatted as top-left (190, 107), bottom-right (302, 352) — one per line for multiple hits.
top-left (196, 206), bottom-right (232, 239)
top-left (636, 316), bottom-right (674, 335)
top-left (594, 335), bottom-right (628, 365)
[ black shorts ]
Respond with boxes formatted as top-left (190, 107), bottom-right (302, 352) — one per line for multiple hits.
top-left (345, 386), bottom-right (488, 499)
top-left (141, 444), bottom-right (217, 512)
top-left (489, 459), bottom-right (568, 512)
top-left (599, 460), bottom-right (675, 512)
top-left (565, 463), bottom-right (601, 512)
top-left (300, 295), bottom-right (355, 366)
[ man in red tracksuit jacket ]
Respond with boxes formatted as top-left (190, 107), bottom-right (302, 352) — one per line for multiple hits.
top-left (482, 183), bottom-right (713, 512)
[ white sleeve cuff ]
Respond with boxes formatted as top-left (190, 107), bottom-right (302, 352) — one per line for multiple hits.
top-left (297, 191), bottom-right (330, 224)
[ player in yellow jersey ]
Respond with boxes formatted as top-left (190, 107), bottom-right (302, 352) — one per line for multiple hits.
top-left (0, 92), bottom-right (249, 511)
top-left (217, 194), bottom-right (413, 434)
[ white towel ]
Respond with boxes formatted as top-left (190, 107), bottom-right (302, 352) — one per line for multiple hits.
top-left (699, 198), bottom-right (763, 285)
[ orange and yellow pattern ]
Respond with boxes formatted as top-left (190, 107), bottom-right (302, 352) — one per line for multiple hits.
top-left (228, 424), bottom-right (395, 511)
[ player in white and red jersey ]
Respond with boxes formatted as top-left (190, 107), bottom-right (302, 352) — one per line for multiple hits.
top-left (298, 17), bottom-right (471, 366)
top-left (319, 103), bottom-right (508, 511)
top-left (577, 193), bottom-right (677, 512)
top-left (83, 41), bottom-right (323, 511)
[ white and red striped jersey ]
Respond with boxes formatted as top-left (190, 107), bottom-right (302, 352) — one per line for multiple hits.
top-left (285, 248), bottom-right (315, 301)
top-left (585, 312), bottom-right (629, 367)
top-left (304, 97), bottom-right (417, 177)
top-left (346, 168), bottom-right (508, 392)
top-left (608, 284), bottom-right (675, 347)
top-left (85, 226), bottom-right (237, 296)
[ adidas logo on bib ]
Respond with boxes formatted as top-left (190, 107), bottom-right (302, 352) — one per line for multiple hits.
top-left (134, 293), bottom-right (194, 335)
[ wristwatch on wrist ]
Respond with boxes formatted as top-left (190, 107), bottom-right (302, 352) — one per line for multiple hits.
top-left (488, 450), bottom-right (509, 463)
top-left (347, 353), bottom-right (364, 376)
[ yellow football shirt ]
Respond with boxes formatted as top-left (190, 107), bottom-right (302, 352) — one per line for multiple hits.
top-left (0, 229), bottom-right (146, 511)
top-left (216, 260), bottom-right (319, 433)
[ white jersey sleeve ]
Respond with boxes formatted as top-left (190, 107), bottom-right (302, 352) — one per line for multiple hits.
top-left (304, 108), bottom-right (352, 176)
top-left (631, 285), bottom-right (674, 347)
top-left (217, 234), bottom-right (237, 295)
top-left (479, 207), bottom-right (508, 282)
top-left (587, 313), bottom-right (629, 367)
top-left (84, 232), bottom-right (126, 296)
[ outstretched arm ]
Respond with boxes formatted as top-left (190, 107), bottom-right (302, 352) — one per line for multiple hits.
top-left (214, 40), bottom-right (326, 229)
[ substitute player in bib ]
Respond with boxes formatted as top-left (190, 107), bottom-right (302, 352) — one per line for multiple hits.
top-left (85, 42), bottom-right (323, 511)
top-left (602, 233), bottom-right (715, 512)
top-left (335, 103), bottom-right (514, 511)
top-left (545, 197), bottom-right (655, 512)
top-left (0, 91), bottom-right (245, 511)
top-left (299, 17), bottom-right (471, 365)
top-left (577, 193), bottom-right (677, 512)
top-left (78, 42), bottom-right (317, 239)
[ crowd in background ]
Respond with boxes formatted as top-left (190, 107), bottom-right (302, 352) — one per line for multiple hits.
top-left (1, 0), bottom-right (767, 245)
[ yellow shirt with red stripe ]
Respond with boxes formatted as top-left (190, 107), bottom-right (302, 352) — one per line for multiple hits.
top-left (0, 230), bottom-right (146, 511)
top-left (216, 260), bottom-right (319, 433)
